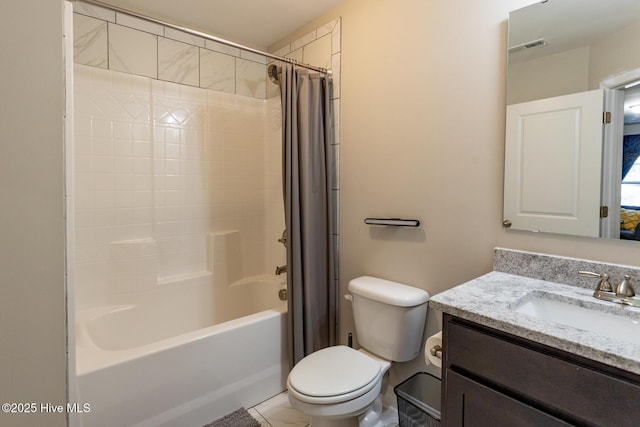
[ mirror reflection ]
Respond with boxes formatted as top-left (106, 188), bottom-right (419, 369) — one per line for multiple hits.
top-left (504, 0), bottom-right (640, 241)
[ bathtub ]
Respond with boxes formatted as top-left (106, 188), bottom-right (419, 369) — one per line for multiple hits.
top-left (74, 273), bottom-right (288, 427)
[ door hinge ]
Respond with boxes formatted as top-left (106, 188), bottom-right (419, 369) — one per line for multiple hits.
top-left (603, 112), bottom-right (612, 124)
top-left (600, 206), bottom-right (609, 218)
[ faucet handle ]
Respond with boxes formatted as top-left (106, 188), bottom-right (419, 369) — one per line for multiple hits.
top-left (616, 275), bottom-right (635, 298)
top-left (578, 271), bottom-right (613, 292)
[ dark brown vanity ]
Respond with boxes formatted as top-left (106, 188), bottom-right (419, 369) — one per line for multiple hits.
top-left (442, 314), bottom-right (640, 426)
top-left (429, 249), bottom-right (640, 426)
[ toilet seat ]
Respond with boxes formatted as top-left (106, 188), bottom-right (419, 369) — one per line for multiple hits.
top-left (287, 346), bottom-right (382, 404)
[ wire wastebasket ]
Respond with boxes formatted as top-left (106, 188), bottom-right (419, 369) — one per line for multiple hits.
top-left (394, 372), bottom-right (441, 427)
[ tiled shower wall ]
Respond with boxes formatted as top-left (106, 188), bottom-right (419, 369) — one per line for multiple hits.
top-left (73, 65), bottom-right (276, 306)
top-left (72, 4), bottom-right (341, 308)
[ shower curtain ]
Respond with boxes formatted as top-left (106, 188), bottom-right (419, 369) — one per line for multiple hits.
top-left (278, 63), bottom-right (336, 367)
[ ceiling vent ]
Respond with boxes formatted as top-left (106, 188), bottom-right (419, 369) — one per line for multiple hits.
top-left (508, 38), bottom-right (547, 53)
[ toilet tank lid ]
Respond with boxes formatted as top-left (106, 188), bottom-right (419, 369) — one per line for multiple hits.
top-left (348, 276), bottom-right (429, 307)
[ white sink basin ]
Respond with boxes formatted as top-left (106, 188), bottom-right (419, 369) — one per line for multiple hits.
top-left (512, 292), bottom-right (640, 346)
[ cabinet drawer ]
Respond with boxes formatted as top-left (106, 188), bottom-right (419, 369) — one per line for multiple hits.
top-left (445, 318), bottom-right (640, 426)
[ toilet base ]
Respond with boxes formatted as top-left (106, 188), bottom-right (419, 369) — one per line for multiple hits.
top-left (309, 416), bottom-right (358, 427)
top-left (308, 394), bottom-right (384, 427)
top-left (292, 384), bottom-right (381, 427)
top-left (357, 394), bottom-right (384, 427)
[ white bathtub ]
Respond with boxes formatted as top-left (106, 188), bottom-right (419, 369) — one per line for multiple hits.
top-left (74, 273), bottom-right (288, 427)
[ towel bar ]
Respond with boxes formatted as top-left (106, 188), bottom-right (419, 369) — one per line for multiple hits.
top-left (364, 218), bottom-right (420, 227)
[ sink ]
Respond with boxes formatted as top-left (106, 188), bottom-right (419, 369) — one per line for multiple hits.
top-left (512, 291), bottom-right (640, 346)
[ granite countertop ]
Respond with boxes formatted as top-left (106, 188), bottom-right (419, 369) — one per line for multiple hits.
top-left (430, 271), bottom-right (640, 376)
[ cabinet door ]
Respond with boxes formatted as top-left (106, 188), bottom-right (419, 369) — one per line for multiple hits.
top-left (443, 370), bottom-right (571, 427)
top-left (504, 89), bottom-right (603, 237)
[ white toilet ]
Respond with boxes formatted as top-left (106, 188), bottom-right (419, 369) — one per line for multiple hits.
top-left (287, 276), bottom-right (430, 427)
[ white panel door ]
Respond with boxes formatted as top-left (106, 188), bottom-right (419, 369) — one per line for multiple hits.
top-left (504, 89), bottom-right (603, 237)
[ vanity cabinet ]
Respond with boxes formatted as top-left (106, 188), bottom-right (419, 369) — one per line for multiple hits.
top-left (442, 314), bottom-right (640, 426)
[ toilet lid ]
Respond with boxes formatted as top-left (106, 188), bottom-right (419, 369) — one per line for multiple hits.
top-left (288, 346), bottom-right (381, 398)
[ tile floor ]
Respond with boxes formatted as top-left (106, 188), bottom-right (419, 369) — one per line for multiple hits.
top-left (248, 392), bottom-right (309, 427)
top-left (248, 391), bottom-right (399, 427)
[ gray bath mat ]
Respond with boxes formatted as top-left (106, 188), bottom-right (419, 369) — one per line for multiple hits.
top-left (204, 407), bottom-right (261, 427)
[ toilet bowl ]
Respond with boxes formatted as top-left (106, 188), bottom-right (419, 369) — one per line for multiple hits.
top-left (287, 276), bottom-right (430, 427)
top-left (287, 346), bottom-right (391, 427)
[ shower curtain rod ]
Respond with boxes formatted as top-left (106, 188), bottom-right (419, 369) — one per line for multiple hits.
top-left (74, 0), bottom-right (332, 76)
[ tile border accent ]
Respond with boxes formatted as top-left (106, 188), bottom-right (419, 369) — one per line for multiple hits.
top-left (73, 3), bottom-right (341, 102)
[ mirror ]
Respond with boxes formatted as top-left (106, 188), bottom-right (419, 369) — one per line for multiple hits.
top-left (505, 0), bottom-right (640, 240)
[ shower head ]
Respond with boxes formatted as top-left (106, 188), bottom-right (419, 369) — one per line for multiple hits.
top-left (268, 64), bottom-right (279, 84)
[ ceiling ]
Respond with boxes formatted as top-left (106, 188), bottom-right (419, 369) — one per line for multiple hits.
top-left (90, 0), bottom-right (345, 50)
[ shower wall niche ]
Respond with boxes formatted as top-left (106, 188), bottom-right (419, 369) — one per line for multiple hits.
top-left (72, 5), bottom-right (342, 309)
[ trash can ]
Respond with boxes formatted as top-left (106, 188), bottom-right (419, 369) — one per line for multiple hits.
top-left (394, 372), bottom-right (441, 427)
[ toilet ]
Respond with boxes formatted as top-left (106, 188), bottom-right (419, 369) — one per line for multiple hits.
top-left (287, 276), bottom-right (430, 427)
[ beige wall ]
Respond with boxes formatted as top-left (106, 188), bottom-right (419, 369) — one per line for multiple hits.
top-left (590, 19), bottom-right (640, 89)
top-left (509, 17), bottom-right (640, 103)
top-left (507, 46), bottom-right (590, 104)
top-left (0, 1), bottom-right (67, 426)
top-left (273, 0), bottom-right (640, 382)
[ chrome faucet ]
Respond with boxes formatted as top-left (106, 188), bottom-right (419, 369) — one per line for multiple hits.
top-left (275, 265), bottom-right (287, 275)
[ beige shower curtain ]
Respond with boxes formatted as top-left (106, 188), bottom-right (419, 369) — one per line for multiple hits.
top-left (278, 63), bottom-right (336, 368)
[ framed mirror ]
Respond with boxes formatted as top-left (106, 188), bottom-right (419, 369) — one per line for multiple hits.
top-left (504, 0), bottom-right (640, 241)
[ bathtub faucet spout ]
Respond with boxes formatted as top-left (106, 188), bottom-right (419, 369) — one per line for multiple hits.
top-left (275, 265), bottom-right (287, 275)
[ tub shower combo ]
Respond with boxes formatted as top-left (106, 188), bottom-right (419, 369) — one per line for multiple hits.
top-left (70, 1), bottom-right (337, 426)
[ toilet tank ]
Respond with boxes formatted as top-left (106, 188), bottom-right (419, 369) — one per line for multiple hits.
top-left (348, 276), bottom-right (429, 362)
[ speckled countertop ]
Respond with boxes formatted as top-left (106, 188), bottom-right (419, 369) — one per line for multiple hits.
top-left (430, 248), bottom-right (640, 376)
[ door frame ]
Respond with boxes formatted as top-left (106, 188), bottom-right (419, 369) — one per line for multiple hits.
top-left (600, 69), bottom-right (640, 239)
